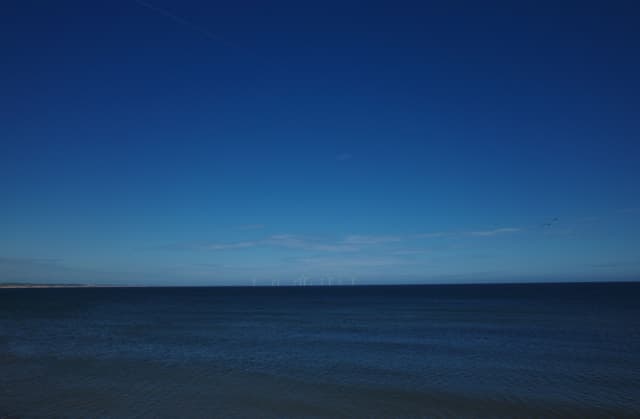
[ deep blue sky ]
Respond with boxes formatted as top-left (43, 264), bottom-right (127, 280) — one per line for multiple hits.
top-left (2, 1), bottom-right (639, 285)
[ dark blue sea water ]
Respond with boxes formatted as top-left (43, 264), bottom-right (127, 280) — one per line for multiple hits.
top-left (1, 283), bottom-right (639, 418)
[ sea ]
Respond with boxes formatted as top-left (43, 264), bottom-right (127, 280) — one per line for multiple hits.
top-left (1, 282), bottom-right (639, 418)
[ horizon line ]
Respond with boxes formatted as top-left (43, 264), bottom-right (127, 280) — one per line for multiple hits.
top-left (1, 279), bottom-right (639, 289)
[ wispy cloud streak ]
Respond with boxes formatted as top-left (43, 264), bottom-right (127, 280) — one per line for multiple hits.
top-left (238, 224), bottom-right (265, 231)
top-left (134, 0), bottom-right (232, 46)
top-left (200, 234), bottom-right (359, 252)
top-left (468, 228), bottom-right (521, 237)
top-left (266, 234), bottom-right (359, 252)
top-left (176, 226), bottom-right (524, 253)
top-left (341, 235), bottom-right (401, 245)
top-left (205, 241), bottom-right (259, 250)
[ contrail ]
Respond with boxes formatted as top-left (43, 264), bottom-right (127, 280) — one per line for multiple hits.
top-left (132, 1), bottom-right (287, 77)
top-left (133, 0), bottom-right (232, 47)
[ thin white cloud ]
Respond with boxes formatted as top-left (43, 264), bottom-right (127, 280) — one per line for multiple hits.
top-left (205, 241), bottom-right (259, 250)
top-left (341, 235), bottom-right (402, 245)
top-left (392, 249), bottom-right (431, 256)
top-left (202, 234), bottom-right (358, 252)
top-left (414, 232), bottom-right (451, 239)
top-left (618, 207), bottom-right (640, 214)
top-left (415, 228), bottom-right (522, 238)
top-left (468, 228), bottom-right (521, 237)
top-left (312, 244), bottom-right (360, 252)
top-left (195, 226), bottom-right (524, 253)
top-left (267, 234), bottom-right (359, 252)
top-left (238, 224), bottom-right (265, 231)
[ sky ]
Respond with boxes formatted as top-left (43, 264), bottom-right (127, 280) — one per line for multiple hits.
top-left (1, 1), bottom-right (640, 285)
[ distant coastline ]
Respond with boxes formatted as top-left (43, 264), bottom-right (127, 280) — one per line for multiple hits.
top-left (0, 283), bottom-right (117, 289)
